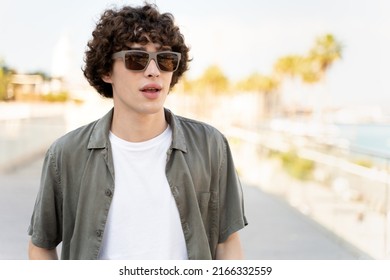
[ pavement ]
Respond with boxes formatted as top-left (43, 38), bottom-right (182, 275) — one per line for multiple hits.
top-left (0, 155), bottom-right (370, 260)
top-left (240, 183), bottom-right (370, 259)
top-left (0, 156), bottom-right (44, 259)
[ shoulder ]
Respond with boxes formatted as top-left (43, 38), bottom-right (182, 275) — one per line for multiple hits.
top-left (48, 109), bottom-right (112, 155)
top-left (47, 118), bottom-right (98, 164)
top-left (174, 114), bottom-right (226, 142)
top-left (170, 112), bottom-right (229, 160)
top-left (54, 121), bottom-right (97, 147)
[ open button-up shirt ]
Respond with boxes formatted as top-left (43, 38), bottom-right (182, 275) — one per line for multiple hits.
top-left (28, 108), bottom-right (247, 259)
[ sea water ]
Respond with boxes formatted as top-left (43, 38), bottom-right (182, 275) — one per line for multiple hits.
top-left (336, 123), bottom-right (390, 158)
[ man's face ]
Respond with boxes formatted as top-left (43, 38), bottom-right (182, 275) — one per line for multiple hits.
top-left (103, 42), bottom-right (174, 118)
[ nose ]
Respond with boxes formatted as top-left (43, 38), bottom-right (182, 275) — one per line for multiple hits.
top-left (144, 59), bottom-right (160, 77)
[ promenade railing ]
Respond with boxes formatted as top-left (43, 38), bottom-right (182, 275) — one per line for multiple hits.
top-left (227, 125), bottom-right (390, 260)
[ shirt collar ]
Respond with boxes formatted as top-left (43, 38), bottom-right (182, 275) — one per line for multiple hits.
top-left (164, 108), bottom-right (187, 153)
top-left (87, 107), bottom-right (187, 153)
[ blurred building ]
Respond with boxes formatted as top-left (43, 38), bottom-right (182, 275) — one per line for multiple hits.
top-left (8, 74), bottom-right (65, 101)
top-left (9, 74), bottom-right (43, 100)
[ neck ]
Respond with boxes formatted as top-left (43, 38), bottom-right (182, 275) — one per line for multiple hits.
top-left (111, 108), bottom-right (167, 142)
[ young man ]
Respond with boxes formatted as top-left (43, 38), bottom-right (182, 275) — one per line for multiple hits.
top-left (28, 4), bottom-right (247, 260)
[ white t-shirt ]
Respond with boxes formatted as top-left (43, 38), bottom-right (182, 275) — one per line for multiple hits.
top-left (98, 126), bottom-right (188, 259)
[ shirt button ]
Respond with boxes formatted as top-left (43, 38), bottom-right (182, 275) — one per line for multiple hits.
top-left (105, 189), bottom-right (113, 197)
top-left (96, 230), bottom-right (103, 237)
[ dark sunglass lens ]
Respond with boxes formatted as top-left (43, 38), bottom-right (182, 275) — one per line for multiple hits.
top-left (157, 53), bottom-right (179, 72)
top-left (125, 52), bottom-right (149, 70)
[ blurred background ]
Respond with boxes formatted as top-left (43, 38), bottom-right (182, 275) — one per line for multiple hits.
top-left (1, 0), bottom-right (390, 259)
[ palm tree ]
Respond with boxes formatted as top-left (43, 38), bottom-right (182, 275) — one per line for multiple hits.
top-left (274, 55), bottom-right (307, 116)
top-left (188, 64), bottom-right (230, 119)
top-left (197, 64), bottom-right (229, 94)
top-left (273, 34), bottom-right (342, 118)
top-left (306, 34), bottom-right (343, 118)
top-left (274, 55), bottom-right (303, 79)
top-left (308, 33), bottom-right (342, 80)
top-left (236, 72), bottom-right (279, 119)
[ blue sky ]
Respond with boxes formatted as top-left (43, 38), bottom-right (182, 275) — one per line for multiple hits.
top-left (1, 0), bottom-right (389, 110)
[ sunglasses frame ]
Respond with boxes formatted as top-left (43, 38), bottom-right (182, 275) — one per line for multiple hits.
top-left (112, 50), bottom-right (181, 72)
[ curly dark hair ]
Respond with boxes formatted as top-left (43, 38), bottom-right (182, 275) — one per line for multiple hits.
top-left (83, 3), bottom-right (190, 98)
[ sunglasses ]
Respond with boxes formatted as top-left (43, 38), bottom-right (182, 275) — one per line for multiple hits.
top-left (112, 50), bottom-right (181, 72)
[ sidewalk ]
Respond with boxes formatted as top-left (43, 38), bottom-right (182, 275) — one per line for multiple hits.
top-left (240, 184), bottom-right (370, 259)
top-left (0, 156), bottom-right (44, 259)
top-left (0, 156), bottom-right (370, 260)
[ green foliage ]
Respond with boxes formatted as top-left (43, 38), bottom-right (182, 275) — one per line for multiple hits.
top-left (273, 150), bottom-right (315, 181)
top-left (299, 57), bottom-right (322, 84)
top-left (309, 33), bottom-right (343, 73)
top-left (0, 68), bottom-right (8, 100)
top-left (178, 75), bottom-right (194, 92)
top-left (236, 72), bottom-right (279, 94)
top-left (353, 159), bottom-right (373, 168)
top-left (178, 33), bottom-right (341, 103)
top-left (41, 91), bottom-right (69, 102)
top-left (273, 33), bottom-right (342, 84)
top-left (274, 55), bottom-right (303, 77)
top-left (178, 64), bottom-right (230, 95)
top-left (0, 59), bottom-right (14, 100)
top-left (198, 64), bottom-right (229, 94)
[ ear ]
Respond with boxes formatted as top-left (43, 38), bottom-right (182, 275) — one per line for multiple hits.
top-left (101, 74), bottom-right (112, 83)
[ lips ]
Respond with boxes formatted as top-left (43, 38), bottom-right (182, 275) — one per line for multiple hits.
top-left (140, 83), bottom-right (162, 93)
top-left (142, 88), bottom-right (159, 92)
top-left (140, 83), bottom-right (162, 99)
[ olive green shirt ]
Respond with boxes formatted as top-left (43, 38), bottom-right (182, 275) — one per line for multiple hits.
top-left (28, 108), bottom-right (247, 259)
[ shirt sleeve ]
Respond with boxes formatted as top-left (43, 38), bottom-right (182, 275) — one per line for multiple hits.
top-left (217, 135), bottom-right (248, 243)
top-left (28, 148), bottom-right (63, 249)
